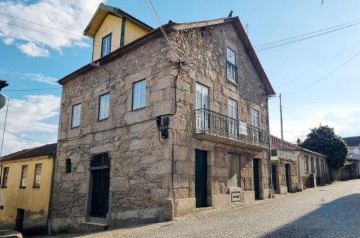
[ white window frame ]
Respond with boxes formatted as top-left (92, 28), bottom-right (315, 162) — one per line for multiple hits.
top-left (226, 47), bottom-right (237, 83)
top-left (132, 80), bottom-right (146, 110)
top-left (228, 98), bottom-right (238, 137)
top-left (101, 33), bottom-right (112, 57)
top-left (304, 155), bottom-right (309, 174)
top-left (71, 104), bottom-right (81, 128)
top-left (99, 93), bottom-right (110, 120)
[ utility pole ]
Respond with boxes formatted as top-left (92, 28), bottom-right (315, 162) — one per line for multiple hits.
top-left (279, 93), bottom-right (284, 145)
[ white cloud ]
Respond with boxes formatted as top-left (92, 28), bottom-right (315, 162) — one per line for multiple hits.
top-left (17, 42), bottom-right (50, 57)
top-left (0, 68), bottom-right (59, 85)
top-left (0, 0), bottom-right (104, 57)
top-left (270, 105), bottom-right (360, 143)
top-left (0, 94), bottom-right (60, 155)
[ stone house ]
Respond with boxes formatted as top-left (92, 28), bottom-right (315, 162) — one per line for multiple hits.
top-left (270, 135), bottom-right (299, 194)
top-left (50, 3), bottom-right (275, 233)
top-left (0, 143), bottom-right (57, 235)
top-left (295, 148), bottom-right (329, 188)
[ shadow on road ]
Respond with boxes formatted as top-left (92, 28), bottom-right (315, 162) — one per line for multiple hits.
top-left (262, 194), bottom-right (360, 238)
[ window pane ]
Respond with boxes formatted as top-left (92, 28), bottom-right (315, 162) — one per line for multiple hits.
top-left (101, 34), bottom-right (111, 57)
top-left (34, 164), bottom-right (42, 187)
top-left (99, 94), bottom-right (110, 120)
top-left (227, 47), bottom-right (236, 64)
top-left (71, 104), bottom-right (81, 127)
top-left (132, 80), bottom-right (146, 109)
top-left (2, 167), bottom-right (9, 187)
top-left (20, 165), bottom-right (28, 188)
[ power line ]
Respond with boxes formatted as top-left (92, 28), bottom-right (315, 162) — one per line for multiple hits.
top-left (3, 87), bottom-right (61, 92)
top-left (0, 11), bottom-right (83, 38)
top-left (0, 127), bottom-right (51, 143)
top-left (256, 21), bottom-right (360, 51)
top-left (283, 51), bottom-right (360, 95)
top-left (277, 40), bottom-right (360, 89)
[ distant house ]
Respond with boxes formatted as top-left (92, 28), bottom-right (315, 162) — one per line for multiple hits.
top-left (0, 143), bottom-right (56, 235)
top-left (295, 148), bottom-right (329, 188)
top-left (50, 3), bottom-right (275, 233)
top-left (343, 136), bottom-right (360, 178)
top-left (270, 135), bottom-right (300, 194)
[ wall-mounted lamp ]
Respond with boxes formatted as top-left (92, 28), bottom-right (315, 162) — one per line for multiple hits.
top-left (90, 62), bottom-right (112, 86)
top-left (156, 116), bottom-right (170, 139)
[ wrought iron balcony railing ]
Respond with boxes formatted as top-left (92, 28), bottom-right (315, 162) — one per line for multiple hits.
top-left (194, 108), bottom-right (269, 147)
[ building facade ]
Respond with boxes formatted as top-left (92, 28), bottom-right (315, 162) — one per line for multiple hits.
top-left (50, 4), bottom-right (275, 233)
top-left (343, 136), bottom-right (360, 178)
top-left (0, 143), bottom-right (56, 235)
top-left (295, 148), bottom-right (329, 188)
top-left (270, 135), bottom-right (299, 194)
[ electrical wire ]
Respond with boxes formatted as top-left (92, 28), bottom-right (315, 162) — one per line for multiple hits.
top-left (256, 21), bottom-right (360, 51)
top-left (283, 51), bottom-right (360, 96)
top-left (0, 127), bottom-right (51, 143)
top-left (3, 88), bottom-right (61, 92)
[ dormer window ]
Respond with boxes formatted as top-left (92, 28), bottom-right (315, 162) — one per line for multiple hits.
top-left (101, 33), bottom-right (112, 57)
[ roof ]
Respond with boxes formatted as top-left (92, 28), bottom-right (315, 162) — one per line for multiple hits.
top-left (83, 3), bottom-right (153, 38)
top-left (0, 143), bottom-right (57, 162)
top-left (270, 134), bottom-right (301, 150)
top-left (343, 136), bottom-right (360, 147)
top-left (60, 17), bottom-right (275, 95)
top-left (295, 147), bottom-right (326, 158)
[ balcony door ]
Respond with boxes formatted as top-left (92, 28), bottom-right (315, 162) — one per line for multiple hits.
top-left (196, 83), bottom-right (209, 131)
top-left (228, 98), bottom-right (238, 137)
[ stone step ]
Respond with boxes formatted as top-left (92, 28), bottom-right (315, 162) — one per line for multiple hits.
top-left (80, 222), bottom-right (108, 233)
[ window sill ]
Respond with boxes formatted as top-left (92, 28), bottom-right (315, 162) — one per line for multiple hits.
top-left (71, 125), bottom-right (80, 129)
top-left (97, 117), bottom-right (109, 122)
top-left (0, 186), bottom-right (7, 188)
top-left (19, 187), bottom-right (26, 189)
top-left (33, 186), bottom-right (40, 189)
top-left (227, 78), bottom-right (238, 86)
top-left (132, 106), bottom-right (145, 112)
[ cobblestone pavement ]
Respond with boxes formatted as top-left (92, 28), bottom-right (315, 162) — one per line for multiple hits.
top-left (46, 179), bottom-right (360, 238)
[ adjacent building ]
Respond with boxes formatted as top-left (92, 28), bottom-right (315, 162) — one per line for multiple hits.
top-left (50, 3), bottom-right (275, 233)
top-left (0, 143), bottom-right (56, 235)
top-left (343, 136), bottom-right (360, 178)
top-left (270, 135), bottom-right (299, 194)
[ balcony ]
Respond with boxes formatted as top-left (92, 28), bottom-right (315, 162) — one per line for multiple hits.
top-left (194, 108), bottom-right (269, 151)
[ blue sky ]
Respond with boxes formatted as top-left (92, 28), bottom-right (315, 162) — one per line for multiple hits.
top-left (0, 0), bottom-right (359, 155)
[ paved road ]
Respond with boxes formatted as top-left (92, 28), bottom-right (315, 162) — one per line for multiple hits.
top-left (50, 179), bottom-right (360, 238)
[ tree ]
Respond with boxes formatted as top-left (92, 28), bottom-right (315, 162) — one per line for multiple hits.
top-left (300, 125), bottom-right (348, 169)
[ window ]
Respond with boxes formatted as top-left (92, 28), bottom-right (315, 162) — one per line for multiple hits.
top-left (101, 33), bottom-right (111, 57)
top-left (195, 83), bottom-right (210, 131)
top-left (228, 98), bottom-right (238, 137)
top-left (33, 163), bottom-right (42, 188)
top-left (321, 160), bottom-right (325, 176)
top-left (20, 165), bottom-right (28, 188)
top-left (311, 157), bottom-right (315, 173)
top-left (251, 109), bottom-right (260, 142)
top-left (226, 47), bottom-right (237, 82)
top-left (304, 156), bottom-right (309, 173)
top-left (132, 80), bottom-right (146, 110)
top-left (71, 104), bottom-right (81, 128)
top-left (99, 93), bottom-right (110, 120)
top-left (1, 167), bottom-right (9, 187)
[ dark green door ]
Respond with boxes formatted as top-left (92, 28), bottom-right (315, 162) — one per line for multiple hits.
top-left (271, 164), bottom-right (277, 191)
top-left (195, 149), bottom-right (208, 207)
top-left (253, 159), bottom-right (260, 200)
top-left (90, 169), bottom-right (110, 218)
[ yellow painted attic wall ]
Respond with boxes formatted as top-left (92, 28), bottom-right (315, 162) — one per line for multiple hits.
top-left (92, 14), bottom-right (151, 61)
top-left (0, 156), bottom-right (53, 227)
top-left (93, 14), bottom-right (122, 61)
top-left (124, 20), bottom-right (150, 46)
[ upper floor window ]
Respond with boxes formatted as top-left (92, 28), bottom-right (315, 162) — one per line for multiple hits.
top-left (71, 104), bottom-right (81, 128)
top-left (132, 80), bottom-right (146, 110)
top-left (226, 47), bottom-right (237, 83)
top-left (1, 167), bottom-right (9, 188)
top-left (99, 93), bottom-right (110, 120)
top-left (228, 98), bottom-right (238, 137)
top-left (251, 109), bottom-right (260, 128)
top-left (101, 33), bottom-right (112, 57)
top-left (33, 163), bottom-right (42, 188)
top-left (20, 165), bottom-right (28, 188)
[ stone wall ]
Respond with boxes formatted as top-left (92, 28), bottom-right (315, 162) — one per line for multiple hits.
top-left (52, 20), bottom-right (272, 232)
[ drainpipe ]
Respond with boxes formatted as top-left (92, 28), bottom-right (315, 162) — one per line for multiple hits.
top-left (266, 96), bottom-right (274, 198)
top-left (47, 152), bottom-right (56, 235)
